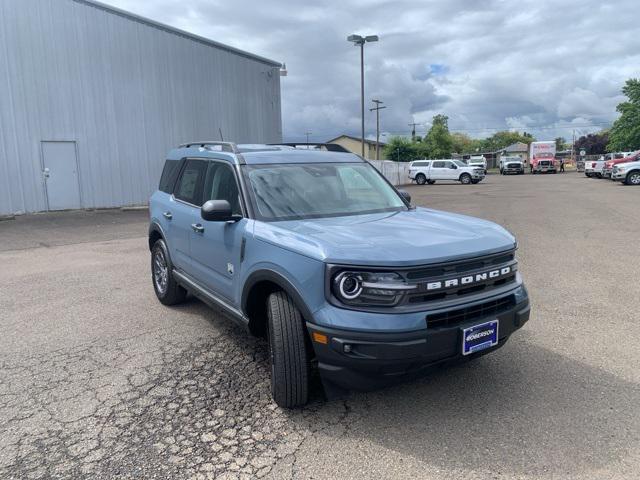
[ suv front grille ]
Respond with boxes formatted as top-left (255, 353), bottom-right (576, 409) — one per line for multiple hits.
top-left (427, 294), bottom-right (515, 328)
top-left (400, 250), bottom-right (518, 306)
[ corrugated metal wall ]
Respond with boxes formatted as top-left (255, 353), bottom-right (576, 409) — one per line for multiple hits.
top-left (0, 0), bottom-right (282, 214)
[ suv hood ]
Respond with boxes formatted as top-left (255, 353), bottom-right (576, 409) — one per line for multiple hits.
top-left (254, 207), bottom-right (516, 267)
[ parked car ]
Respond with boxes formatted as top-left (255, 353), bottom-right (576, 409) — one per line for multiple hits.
top-left (584, 156), bottom-right (605, 178)
top-left (149, 142), bottom-right (530, 407)
top-left (499, 156), bottom-right (525, 175)
top-left (467, 155), bottom-right (487, 174)
top-left (409, 159), bottom-right (485, 185)
top-left (531, 159), bottom-right (557, 174)
top-left (612, 157), bottom-right (640, 185)
top-left (602, 151), bottom-right (638, 179)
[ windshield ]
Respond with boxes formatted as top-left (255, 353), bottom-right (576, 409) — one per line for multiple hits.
top-left (243, 162), bottom-right (407, 221)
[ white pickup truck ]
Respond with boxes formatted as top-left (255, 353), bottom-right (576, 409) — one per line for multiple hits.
top-left (584, 156), bottom-right (605, 178)
top-left (408, 159), bottom-right (485, 185)
top-left (612, 158), bottom-right (640, 185)
top-left (467, 155), bottom-right (487, 174)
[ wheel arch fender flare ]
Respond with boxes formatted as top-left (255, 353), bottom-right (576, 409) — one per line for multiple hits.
top-left (241, 269), bottom-right (315, 322)
top-left (148, 221), bottom-right (166, 251)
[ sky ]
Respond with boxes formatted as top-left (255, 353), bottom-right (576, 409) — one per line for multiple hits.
top-left (101, 0), bottom-right (639, 144)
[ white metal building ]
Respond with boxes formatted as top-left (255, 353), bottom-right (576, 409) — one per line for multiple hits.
top-left (0, 0), bottom-right (282, 215)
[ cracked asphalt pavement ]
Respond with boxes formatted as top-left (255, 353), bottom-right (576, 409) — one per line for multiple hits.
top-left (1, 173), bottom-right (639, 479)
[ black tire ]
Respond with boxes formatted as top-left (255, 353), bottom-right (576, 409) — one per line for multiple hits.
top-left (427, 179), bottom-right (436, 185)
top-left (460, 173), bottom-right (472, 184)
top-left (625, 171), bottom-right (640, 185)
top-left (471, 179), bottom-right (479, 184)
top-left (151, 239), bottom-right (187, 306)
top-left (266, 291), bottom-right (309, 408)
top-left (415, 173), bottom-right (427, 185)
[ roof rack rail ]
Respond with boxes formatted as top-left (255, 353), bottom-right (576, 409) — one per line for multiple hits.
top-left (268, 142), bottom-right (351, 153)
top-left (179, 141), bottom-right (240, 153)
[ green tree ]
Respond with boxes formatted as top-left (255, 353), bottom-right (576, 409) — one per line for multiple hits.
top-left (451, 132), bottom-right (482, 154)
top-left (555, 137), bottom-right (567, 151)
top-left (481, 131), bottom-right (535, 152)
top-left (423, 114), bottom-right (453, 158)
top-left (608, 78), bottom-right (640, 152)
top-left (382, 136), bottom-right (420, 162)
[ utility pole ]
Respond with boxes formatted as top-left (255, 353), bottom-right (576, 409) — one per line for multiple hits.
top-left (408, 122), bottom-right (419, 141)
top-left (571, 129), bottom-right (575, 164)
top-left (369, 99), bottom-right (386, 160)
top-left (305, 131), bottom-right (312, 146)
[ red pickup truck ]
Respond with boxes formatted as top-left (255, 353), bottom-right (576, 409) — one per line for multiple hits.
top-left (602, 151), bottom-right (638, 178)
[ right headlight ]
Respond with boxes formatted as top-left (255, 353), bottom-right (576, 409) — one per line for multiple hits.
top-left (331, 271), bottom-right (416, 307)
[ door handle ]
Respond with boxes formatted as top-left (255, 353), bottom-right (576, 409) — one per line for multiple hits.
top-left (191, 223), bottom-right (204, 234)
top-left (163, 211), bottom-right (172, 220)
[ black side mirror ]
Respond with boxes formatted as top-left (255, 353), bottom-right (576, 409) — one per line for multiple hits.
top-left (201, 200), bottom-right (238, 222)
top-left (398, 189), bottom-right (411, 204)
top-left (450, 164), bottom-right (457, 169)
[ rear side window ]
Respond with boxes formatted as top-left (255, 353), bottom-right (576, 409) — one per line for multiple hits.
top-left (413, 161), bottom-right (429, 167)
top-left (174, 159), bottom-right (208, 206)
top-left (159, 160), bottom-right (181, 193)
top-left (433, 161), bottom-right (445, 168)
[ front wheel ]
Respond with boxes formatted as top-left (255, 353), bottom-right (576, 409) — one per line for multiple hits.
top-left (151, 239), bottom-right (187, 306)
top-left (415, 173), bottom-right (427, 185)
top-left (625, 171), bottom-right (640, 185)
top-left (427, 179), bottom-right (436, 185)
top-left (460, 173), bottom-right (472, 184)
top-left (471, 179), bottom-right (480, 184)
top-left (267, 291), bottom-right (310, 408)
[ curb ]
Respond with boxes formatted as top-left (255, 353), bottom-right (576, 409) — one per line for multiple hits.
top-left (121, 206), bottom-right (149, 212)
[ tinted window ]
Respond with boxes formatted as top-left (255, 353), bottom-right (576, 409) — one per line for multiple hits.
top-left (433, 161), bottom-right (445, 168)
top-left (159, 160), bottom-right (181, 193)
top-left (175, 159), bottom-right (207, 206)
top-left (413, 161), bottom-right (429, 167)
top-left (202, 162), bottom-right (242, 215)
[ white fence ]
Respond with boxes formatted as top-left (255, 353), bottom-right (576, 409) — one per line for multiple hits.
top-left (368, 160), bottom-right (412, 186)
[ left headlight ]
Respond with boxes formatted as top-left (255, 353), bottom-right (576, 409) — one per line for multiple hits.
top-left (331, 271), bottom-right (416, 307)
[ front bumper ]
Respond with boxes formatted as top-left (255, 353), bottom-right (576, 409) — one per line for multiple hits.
top-left (612, 171), bottom-right (626, 181)
top-left (307, 294), bottom-right (530, 391)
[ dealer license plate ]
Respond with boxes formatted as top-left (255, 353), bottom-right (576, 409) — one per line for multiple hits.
top-left (462, 320), bottom-right (499, 355)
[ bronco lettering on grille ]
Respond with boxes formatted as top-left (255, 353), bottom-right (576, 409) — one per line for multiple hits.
top-left (426, 266), bottom-right (512, 291)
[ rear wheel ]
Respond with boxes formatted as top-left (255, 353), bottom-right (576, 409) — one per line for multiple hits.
top-left (416, 173), bottom-right (427, 185)
top-left (625, 171), bottom-right (640, 185)
top-left (471, 179), bottom-right (479, 184)
top-left (266, 291), bottom-right (309, 408)
top-left (460, 173), bottom-right (472, 184)
top-left (151, 239), bottom-right (187, 306)
top-left (427, 179), bottom-right (436, 185)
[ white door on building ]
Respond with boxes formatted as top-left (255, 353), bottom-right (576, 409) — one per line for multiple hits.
top-left (41, 141), bottom-right (81, 210)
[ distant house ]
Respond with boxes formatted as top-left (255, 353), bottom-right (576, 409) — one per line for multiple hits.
top-left (326, 135), bottom-right (387, 160)
top-left (498, 142), bottom-right (530, 165)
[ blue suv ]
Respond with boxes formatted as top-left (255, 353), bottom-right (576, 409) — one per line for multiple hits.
top-left (149, 142), bottom-right (530, 408)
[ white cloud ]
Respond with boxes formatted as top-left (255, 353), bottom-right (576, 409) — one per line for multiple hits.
top-left (101, 0), bottom-right (639, 142)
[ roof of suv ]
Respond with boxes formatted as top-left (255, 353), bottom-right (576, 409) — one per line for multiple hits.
top-left (167, 143), bottom-right (363, 165)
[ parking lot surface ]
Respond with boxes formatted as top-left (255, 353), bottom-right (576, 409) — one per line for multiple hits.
top-left (1, 173), bottom-right (638, 479)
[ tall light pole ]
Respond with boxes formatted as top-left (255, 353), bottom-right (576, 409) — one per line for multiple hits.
top-left (305, 131), bottom-right (312, 145)
top-left (347, 34), bottom-right (378, 158)
top-left (370, 99), bottom-right (386, 160)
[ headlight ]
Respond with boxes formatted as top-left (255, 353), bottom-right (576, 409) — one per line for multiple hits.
top-left (617, 167), bottom-right (626, 172)
top-left (332, 271), bottom-right (416, 306)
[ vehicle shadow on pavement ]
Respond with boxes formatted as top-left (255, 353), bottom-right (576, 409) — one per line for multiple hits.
top-left (317, 332), bottom-right (638, 478)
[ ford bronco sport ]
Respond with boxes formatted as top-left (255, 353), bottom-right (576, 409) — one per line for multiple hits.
top-left (149, 142), bottom-right (530, 408)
